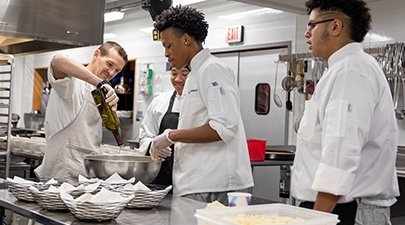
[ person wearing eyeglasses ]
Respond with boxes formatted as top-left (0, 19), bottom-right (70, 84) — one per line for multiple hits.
top-left (291, 1), bottom-right (399, 225)
top-left (137, 66), bottom-right (190, 186)
top-left (35, 41), bottom-right (128, 183)
top-left (150, 5), bottom-right (254, 204)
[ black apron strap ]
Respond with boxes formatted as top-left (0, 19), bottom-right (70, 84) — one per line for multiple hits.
top-left (152, 91), bottom-right (179, 186)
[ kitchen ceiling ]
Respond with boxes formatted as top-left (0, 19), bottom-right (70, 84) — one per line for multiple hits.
top-left (230, 0), bottom-right (307, 14)
top-left (105, 0), bottom-right (143, 11)
top-left (230, 0), bottom-right (384, 15)
top-left (104, 0), bottom-right (384, 15)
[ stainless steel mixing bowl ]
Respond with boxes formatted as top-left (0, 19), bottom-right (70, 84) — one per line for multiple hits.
top-left (84, 155), bottom-right (162, 184)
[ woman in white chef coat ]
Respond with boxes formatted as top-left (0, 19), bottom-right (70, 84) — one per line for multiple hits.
top-left (138, 66), bottom-right (190, 186)
top-left (291, 1), bottom-right (399, 225)
top-left (151, 5), bottom-right (254, 203)
top-left (35, 41), bottom-right (128, 183)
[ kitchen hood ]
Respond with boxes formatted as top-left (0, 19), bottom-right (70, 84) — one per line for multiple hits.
top-left (0, 0), bottom-right (105, 55)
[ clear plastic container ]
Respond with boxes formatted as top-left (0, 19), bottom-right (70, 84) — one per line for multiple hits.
top-left (195, 203), bottom-right (339, 225)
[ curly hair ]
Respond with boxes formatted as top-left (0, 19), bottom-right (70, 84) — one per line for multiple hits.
top-left (305, 0), bottom-right (371, 42)
top-left (153, 5), bottom-right (209, 43)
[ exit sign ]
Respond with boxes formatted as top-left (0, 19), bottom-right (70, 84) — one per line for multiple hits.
top-left (152, 28), bottom-right (161, 41)
top-left (226, 25), bottom-right (244, 43)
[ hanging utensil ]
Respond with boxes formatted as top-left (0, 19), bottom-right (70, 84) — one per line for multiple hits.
top-left (281, 76), bottom-right (295, 92)
top-left (281, 61), bottom-right (295, 92)
top-left (306, 59), bottom-right (317, 96)
top-left (400, 77), bottom-right (405, 119)
top-left (273, 61), bottom-right (282, 108)
top-left (285, 61), bottom-right (293, 111)
top-left (294, 60), bottom-right (305, 133)
top-left (399, 45), bottom-right (405, 119)
top-left (295, 59), bottom-right (305, 94)
top-left (394, 77), bottom-right (404, 119)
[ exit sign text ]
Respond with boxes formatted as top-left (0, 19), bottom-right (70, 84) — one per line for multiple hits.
top-left (226, 25), bottom-right (244, 43)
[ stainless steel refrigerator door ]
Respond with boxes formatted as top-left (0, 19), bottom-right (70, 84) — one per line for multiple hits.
top-left (215, 48), bottom-right (288, 145)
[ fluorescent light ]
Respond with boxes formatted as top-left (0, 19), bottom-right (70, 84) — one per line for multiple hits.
top-left (103, 33), bottom-right (118, 40)
top-left (104, 11), bottom-right (125, 23)
top-left (364, 32), bottom-right (394, 43)
top-left (219, 8), bottom-right (282, 20)
top-left (139, 26), bottom-right (154, 34)
top-left (172, 0), bottom-right (206, 6)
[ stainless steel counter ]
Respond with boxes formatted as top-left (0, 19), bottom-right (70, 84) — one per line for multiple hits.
top-left (0, 189), bottom-right (207, 225)
top-left (251, 160), bottom-right (293, 167)
top-left (0, 188), bottom-right (275, 225)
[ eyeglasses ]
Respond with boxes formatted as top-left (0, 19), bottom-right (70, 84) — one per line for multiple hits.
top-left (306, 18), bottom-right (335, 33)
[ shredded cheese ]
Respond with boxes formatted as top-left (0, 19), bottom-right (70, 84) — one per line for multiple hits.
top-left (223, 214), bottom-right (304, 225)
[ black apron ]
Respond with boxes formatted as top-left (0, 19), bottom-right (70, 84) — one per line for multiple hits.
top-left (151, 91), bottom-right (179, 186)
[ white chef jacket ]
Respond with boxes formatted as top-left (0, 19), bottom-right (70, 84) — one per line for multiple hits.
top-left (35, 62), bottom-right (102, 182)
top-left (138, 90), bottom-right (182, 155)
top-left (44, 64), bottom-right (94, 141)
top-left (291, 43), bottom-right (399, 206)
top-left (173, 48), bottom-right (254, 196)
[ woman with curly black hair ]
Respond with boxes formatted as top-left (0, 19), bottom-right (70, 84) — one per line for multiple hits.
top-left (291, 1), bottom-right (399, 224)
top-left (150, 5), bottom-right (254, 204)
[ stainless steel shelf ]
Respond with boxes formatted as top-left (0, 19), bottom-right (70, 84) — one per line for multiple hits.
top-left (0, 54), bottom-right (14, 178)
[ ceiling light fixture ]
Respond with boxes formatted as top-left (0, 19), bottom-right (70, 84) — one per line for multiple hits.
top-left (219, 8), bottom-right (282, 20)
top-left (172, 0), bottom-right (206, 6)
top-left (104, 11), bottom-right (125, 23)
top-left (139, 26), bottom-right (154, 34)
top-left (103, 33), bottom-right (118, 40)
top-left (364, 32), bottom-right (394, 43)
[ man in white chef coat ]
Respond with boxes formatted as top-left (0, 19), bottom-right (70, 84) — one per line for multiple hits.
top-left (151, 5), bottom-right (254, 203)
top-left (291, 1), bottom-right (399, 225)
top-left (138, 66), bottom-right (190, 186)
top-left (35, 41), bottom-right (128, 183)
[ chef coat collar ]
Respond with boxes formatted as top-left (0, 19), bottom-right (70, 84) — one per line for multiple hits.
top-left (328, 42), bottom-right (364, 67)
top-left (190, 48), bottom-right (211, 72)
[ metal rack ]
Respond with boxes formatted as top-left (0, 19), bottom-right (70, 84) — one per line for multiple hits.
top-left (278, 46), bottom-right (385, 62)
top-left (277, 44), bottom-right (401, 88)
top-left (279, 43), bottom-right (405, 120)
top-left (0, 54), bottom-right (14, 179)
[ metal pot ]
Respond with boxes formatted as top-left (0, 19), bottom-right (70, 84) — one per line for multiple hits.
top-left (84, 155), bottom-right (162, 184)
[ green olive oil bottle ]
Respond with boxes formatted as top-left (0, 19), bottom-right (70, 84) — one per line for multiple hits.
top-left (91, 87), bottom-right (123, 146)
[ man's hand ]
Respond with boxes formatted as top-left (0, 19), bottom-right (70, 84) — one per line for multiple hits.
top-left (150, 129), bottom-right (174, 160)
top-left (101, 83), bottom-right (119, 111)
